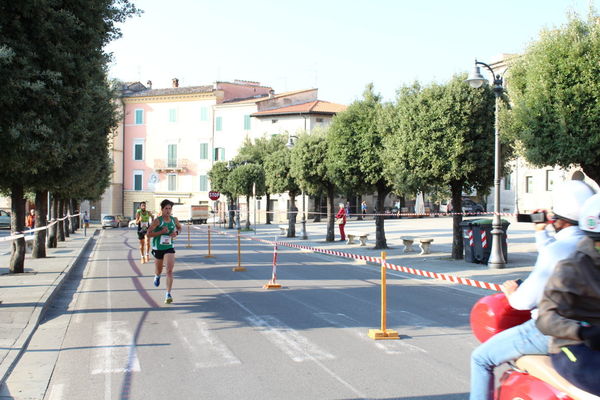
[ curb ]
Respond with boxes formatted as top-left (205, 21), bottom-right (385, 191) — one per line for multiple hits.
top-left (0, 230), bottom-right (98, 386)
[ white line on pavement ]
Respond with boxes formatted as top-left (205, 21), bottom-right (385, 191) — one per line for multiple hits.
top-left (46, 383), bottom-right (64, 400)
top-left (91, 320), bottom-right (141, 375)
top-left (245, 315), bottom-right (335, 362)
top-left (172, 319), bottom-right (241, 368)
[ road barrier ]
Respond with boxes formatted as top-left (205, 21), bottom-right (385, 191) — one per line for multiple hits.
top-left (263, 241), bottom-right (282, 289)
top-left (368, 251), bottom-right (399, 340)
top-left (204, 227), bottom-right (215, 258)
top-left (232, 230), bottom-right (246, 272)
top-left (193, 226), bottom-right (502, 292)
top-left (0, 214), bottom-right (80, 243)
top-left (185, 222), bottom-right (192, 248)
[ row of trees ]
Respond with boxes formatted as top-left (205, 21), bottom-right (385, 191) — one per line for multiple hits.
top-left (210, 11), bottom-right (600, 259)
top-left (0, 1), bottom-right (139, 272)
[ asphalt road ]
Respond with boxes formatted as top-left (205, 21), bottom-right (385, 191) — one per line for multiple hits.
top-left (9, 227), bottom-right (482, 400)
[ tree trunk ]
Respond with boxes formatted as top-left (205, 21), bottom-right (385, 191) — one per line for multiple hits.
top-left (287, 194), bottom-right (297, 238)
top-left (9, 185), bottom-right (26, 273)
top-left (64, 200), bottom-right (70, 238)
top-left (356, 195), bottom-right (363, 221)
top-left (313, 194), bottom-right (321, 223)
top-left (265, 193), bottom-right (271, 224)
top-left (326, 185), bottom-right (335, 242)
top-left (72, 199), bottom-right (80, 231)
top-left (245, 195), bottom-right (251, 230)
top-left (33, 190), bottom-right (48, 258)
top-left (227, 198), bottom-right (234, 229)
top-left (58, 198), bottom-right (65, 242)
top-left (48, 196), bottom-right (58, 248)
top-left (374, 184), bottom-right (389, 249)
top-left (68, 199), bottom-right (76, 234)
top-left (451, 180), bottom-right (464, 260)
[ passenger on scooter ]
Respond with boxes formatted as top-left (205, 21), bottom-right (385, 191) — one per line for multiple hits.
top-left (536, 193), bottom-right (600, 395)
top-left (469, 180), bottom-right (596, 400)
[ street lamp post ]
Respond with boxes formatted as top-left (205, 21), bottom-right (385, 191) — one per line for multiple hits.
top-left (466, 59), bottom-right (506, 269)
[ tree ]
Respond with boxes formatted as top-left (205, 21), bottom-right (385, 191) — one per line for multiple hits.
top-left (383, 75), bottom-right (498, 259)
top-left (226, 163), bottom-right (265, 230)
top-left (290, 130), bottom-right (337, 241)
top-left (236, 135), bottom-right (286, 224)
top-left (327, 84), bottom-right (392, 249)
top-left (265, 148), bottom-right (300, 237)
top-left (505, 11), bottom-right (600, 184)
top-left (208, 161), bottom-right (235, 228)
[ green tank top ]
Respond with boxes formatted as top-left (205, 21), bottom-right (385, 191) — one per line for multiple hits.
top-left (137, 210), bottom-right (151, 229)
top-left (151, 216), bottom-right (176, 250)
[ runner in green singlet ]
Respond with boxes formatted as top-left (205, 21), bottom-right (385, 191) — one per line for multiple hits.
top-left (135, 202), bottom-right (154, 264)
top-left (146, 199), bottom-right (182, 304)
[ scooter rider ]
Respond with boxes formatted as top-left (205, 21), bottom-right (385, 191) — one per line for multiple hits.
top-left (469, 179), bottom-right (596, 400)
top-left (536, 193), bottom-right (600, 395)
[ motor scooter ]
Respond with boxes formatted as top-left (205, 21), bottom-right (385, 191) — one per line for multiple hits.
top-left (470, 293), bottom-right (599, 400)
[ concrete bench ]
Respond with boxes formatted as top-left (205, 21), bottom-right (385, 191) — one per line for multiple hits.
top-left (418, 238), bottom-right (434, 255)
top-left (400, 237), bottom-right (434, 254)
top-left (346, 232), bottom-right (369, 246)
top-left (278, 225), bottom-right (300, 236)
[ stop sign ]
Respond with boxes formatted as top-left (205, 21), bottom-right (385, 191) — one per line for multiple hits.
top-left (208, 191), bottom-right (220, 201)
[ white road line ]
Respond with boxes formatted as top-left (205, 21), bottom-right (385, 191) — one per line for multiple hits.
top-left (314, 312), bottom-right (427, 355)
top-left (172, 319), bottom-right (241, 368)
top-left (245, 315), bottom-right (335, 362)
top-left (46, 383), bottom-right (64, 400)
top-left (91, 320), bottom-right (141, 375)
top-left (180, 261), bottom-right (368, 399)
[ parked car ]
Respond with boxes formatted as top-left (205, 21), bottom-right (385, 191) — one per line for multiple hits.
top-left (102, 215), bottom-right (129, 229)
top-left (440, 198), bottom-right (485, 213)
top-left (0, 210), bottom-right (10, 229)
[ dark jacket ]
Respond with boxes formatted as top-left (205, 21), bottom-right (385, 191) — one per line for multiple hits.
top-left (536, 236), bottom-right (600, 353)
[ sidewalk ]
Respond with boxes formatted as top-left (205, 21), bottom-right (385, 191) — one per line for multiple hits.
top-left (0, 227), bottom-right (97, 385)
top-left (228, 215), bottom-right (540, 288)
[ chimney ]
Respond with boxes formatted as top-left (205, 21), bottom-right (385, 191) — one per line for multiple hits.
top-left (172, 78), bottom-right (179, 88)
top-left (146, 80), bottom-right (152, 89)
top-left (268, 89), bottom-right (275, 99)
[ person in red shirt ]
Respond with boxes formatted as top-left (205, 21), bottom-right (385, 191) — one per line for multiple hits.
top-left (335, 203), bottom-right (347, 241)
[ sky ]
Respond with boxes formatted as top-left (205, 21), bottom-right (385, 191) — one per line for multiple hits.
top-left (106, 0), bottom-right (598, 105)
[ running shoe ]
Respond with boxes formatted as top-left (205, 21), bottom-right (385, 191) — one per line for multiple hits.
top-left (153, 275), bottom-right (160, 287)
top-left (141, 256), bottom-right (145, 264)
top-left (165, 293), bottom-right (173, 304)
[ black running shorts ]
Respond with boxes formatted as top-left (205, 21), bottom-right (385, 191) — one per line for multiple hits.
top-left (151, 248), bottom-right (175, 260)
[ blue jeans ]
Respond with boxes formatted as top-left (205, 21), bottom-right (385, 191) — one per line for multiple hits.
top-left (470, 319), bottom-right (549, 400)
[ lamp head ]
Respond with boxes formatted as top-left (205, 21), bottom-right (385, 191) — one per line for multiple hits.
top-left (466, 64), bottom-right (487, 89)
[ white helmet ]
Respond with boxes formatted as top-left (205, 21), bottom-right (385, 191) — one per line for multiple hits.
top-left (552, 180), bottom-right (596, 224)
top-left (579, 194), bottom-right (600, 240)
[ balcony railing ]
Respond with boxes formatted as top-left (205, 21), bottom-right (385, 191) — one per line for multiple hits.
top-left (154, 159), bottom-right (188, 172)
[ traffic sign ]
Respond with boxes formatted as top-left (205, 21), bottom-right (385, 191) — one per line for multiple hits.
top-left (209, 191), bottom-right (220, 201)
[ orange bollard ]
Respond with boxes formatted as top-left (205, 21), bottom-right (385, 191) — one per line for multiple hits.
top-left (204, 227), bottom-right (215, 258)
top-left (232, 230), bottom-right (246, 272)
top-left (185, 222), bottom-right (192, 248)
top-left (368, 251), bottom-right (399, 340)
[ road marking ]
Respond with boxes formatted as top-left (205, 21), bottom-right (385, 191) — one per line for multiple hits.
top-left (172, 319), bottom-right (241, 368)
top-left (91, 320), bottom-right (141, 375)
top-left (314, 312), bottom-right (427, 355)
top-left (246, 315), bottom-right (334, 362)
top-left (47, 383), bottom-right (64, 400)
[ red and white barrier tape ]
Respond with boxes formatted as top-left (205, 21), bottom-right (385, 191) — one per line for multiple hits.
top-left (193, 226), bottom-right (502, 292)
top-left (0, 213), bottom-right (81, 243)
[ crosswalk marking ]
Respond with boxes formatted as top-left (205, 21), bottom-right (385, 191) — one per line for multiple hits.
top-left (246, 315), bottom-right (335, 362)
top-left (173, 319), bottom-right (241, 368)
top-left (91, 320), bottom-right (141, 374)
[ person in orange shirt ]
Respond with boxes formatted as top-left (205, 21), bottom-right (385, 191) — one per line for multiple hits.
top-left (26, 209), bottom-right (35, 233)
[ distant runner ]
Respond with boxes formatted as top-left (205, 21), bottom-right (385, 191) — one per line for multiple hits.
top-left (135, 202), bottom-right (153, 263)
top-left (147, 199), bottom-right (182, 304)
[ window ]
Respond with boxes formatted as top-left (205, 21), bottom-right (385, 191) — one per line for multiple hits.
top-left (546, 170), bottom-right (556, 191)
top-left (243, 115), bottom-right (251, 130)
top-left (134, 109), bottom-right (144, 125)
top-left (504, 174), bottom-right (511, 191)
top-left (199, 143), bottom-right (209, 160)
top-left (525, 176), bottom-right (533, 193)
top-left (316, 118), bottom-right (324, 123)
top-left (168, 174), bottom-right (177, 191)
top-left (214, 147), bottom-right (225, 161)
top-left (169, 109), bottom-right (177, 123)
top-left (216, 116), bottom-right (222, 131)
top-left (271, 119), bottom-right (278, 124)
top-left (133, 140), bottom-right (144, 161)
top-left (199, 175), bottom-right (208, 191)
top-left (167, 144), bottom-right (177, 167)
top-left (200, 107), bottom-right (208, 121)
top-left (133, 171), bottom-right (143, 191)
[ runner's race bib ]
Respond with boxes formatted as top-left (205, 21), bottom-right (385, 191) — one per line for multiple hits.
top-left (160, 235), bottom-right (172, 245)
top-left (140, 222), bottom-right (149, 228)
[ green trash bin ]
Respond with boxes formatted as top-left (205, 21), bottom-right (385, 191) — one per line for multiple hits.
top-left (461, 218), bottom-right (510, 264)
